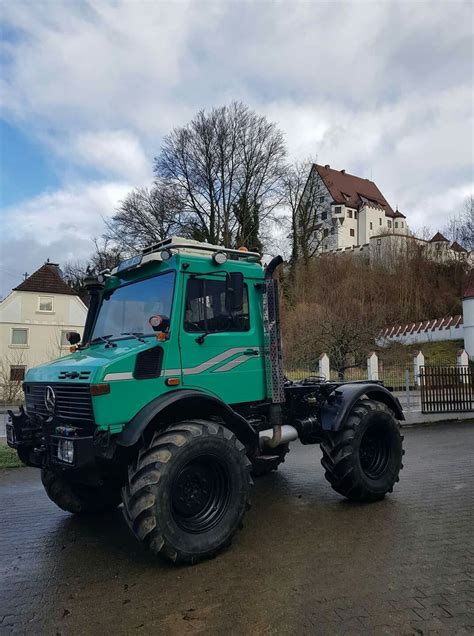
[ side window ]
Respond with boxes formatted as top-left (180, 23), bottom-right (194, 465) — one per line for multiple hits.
top-left (184, 278), bottom-right (250, 333)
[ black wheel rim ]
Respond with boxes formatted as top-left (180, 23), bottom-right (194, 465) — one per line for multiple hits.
top-left (171, 455), bottom-right (231, 533)
top-left (359, 423), bottom-right (392, 479)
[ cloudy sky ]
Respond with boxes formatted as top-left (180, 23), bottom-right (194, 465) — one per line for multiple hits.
top-left (0, 0), bottom-right (473, 297)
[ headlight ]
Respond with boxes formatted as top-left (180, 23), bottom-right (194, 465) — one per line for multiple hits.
top-left (58, 439), bottom-right (74, 464)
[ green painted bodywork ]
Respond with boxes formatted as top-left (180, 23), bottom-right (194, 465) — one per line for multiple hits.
top-left (25, 253), bottom-right (267, 434)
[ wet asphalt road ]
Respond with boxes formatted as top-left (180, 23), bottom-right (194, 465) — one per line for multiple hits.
top-left (1, 422), bottom-right (473, 635)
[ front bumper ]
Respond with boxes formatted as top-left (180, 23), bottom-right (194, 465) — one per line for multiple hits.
top-left (7, 407), bottom-right (96, 469)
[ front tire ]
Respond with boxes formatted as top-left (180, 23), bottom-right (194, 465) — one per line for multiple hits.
top-left (41, 469), bottom-right (122, 514)
top-left (320, 399), bottom-right (404, 502)
top-left (122, 420), bottom-right (252, 564)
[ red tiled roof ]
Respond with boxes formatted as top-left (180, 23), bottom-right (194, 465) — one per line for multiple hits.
top-left (313, 164), bottom-right (396, 217)
top-left (464, 269), bottom-right (474, 299)
top-left (378, 315), bottom-right (463, 338)
top-left (451, 241), bottom-right (468, 253)
top-left (429, 231), bottom-right (449, 243)
top-left (13, 263), bottom-right (78, 296)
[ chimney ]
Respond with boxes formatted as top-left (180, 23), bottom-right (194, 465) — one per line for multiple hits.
top-left (324, 164), bottom-right (330, 169)
top-left (340, 169), bottom-right (345, 174)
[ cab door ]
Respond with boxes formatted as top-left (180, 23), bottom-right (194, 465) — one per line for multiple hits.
top-left (178, 273), bottom-right (266, 405)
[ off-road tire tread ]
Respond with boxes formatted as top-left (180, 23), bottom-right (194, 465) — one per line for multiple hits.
top-left (122, 420), bottom-right (252, 564)
top-left (41, 469), bottom-right (121, 514)
top-left (320, 399), bottom-right (403, 502)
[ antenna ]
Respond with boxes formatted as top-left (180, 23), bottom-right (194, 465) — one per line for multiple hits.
top-left (23, 272), bottom-right (28, 280)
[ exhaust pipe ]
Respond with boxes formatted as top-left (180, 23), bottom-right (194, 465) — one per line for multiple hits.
top-left (259, 425), bottom-right (298, 449)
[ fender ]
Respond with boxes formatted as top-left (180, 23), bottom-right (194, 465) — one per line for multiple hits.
top-left (117, 389), bottom-right (258, 447)
top-left (320, 383), bottom-right (404, 431)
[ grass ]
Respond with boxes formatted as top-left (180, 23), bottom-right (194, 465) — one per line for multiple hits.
top-left (0, 439), bottom-right (23, 469)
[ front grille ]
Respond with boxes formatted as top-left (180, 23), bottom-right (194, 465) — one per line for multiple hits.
top-left (24, 383), bottom-right (94, 424)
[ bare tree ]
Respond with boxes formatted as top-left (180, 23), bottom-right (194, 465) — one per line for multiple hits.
top-left (284, 161), bottom-right (337, 265)
top-left (155, 101), bottom-right (287, 248)
top-left (444, 195), bottom-right (474, 250)
top-left (105, 182), bottom-right (186, 251)
top-left (0, 350), bottom-right (26, 405)
top-left (63, 238), bottom-right (123, 296)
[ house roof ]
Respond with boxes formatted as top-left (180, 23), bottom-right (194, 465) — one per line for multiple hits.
top-left (313, 164), bottom-right (397, 217)
top-left (464, 269), bottom-right (474, 299)
top-left (13, 262), bottom-right (78, 296)
top-left (429, 231), bottom-right (449, 243)
top-left (450, 241), bottom-right (468, 253)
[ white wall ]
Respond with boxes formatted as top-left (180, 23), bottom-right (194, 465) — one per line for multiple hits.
top-left (0, 291), bottom-right (88, 387)
top-left (463, 296), bottom-right (474, 357)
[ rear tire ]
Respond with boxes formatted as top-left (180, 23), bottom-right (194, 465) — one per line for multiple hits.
top-left (122, 420), bottom-right (252, 564)
top-left (41, 469), bottom-right (122, 514)
top-left (320, 399), bottom-right (404, 502)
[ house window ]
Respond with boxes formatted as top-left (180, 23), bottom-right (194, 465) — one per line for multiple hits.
top-left (38, 296), bottom-right (53, 312)
top-left (10, 366), bottom-right (26, 382)
top-left (370, 222), bottom-right (373, 230)
top-left (350, 229), bottom-right (355, 237)
top-left (334, 207), bottom-right (341, 214)
top-left (347, 210), bottom-right (352, 219)
top-left (354, 211), bottom-right (358, 219)
top-left (395, 222), bottom-right (398, 228)
top-left (321, 211), bottom-right (327, 220)
top-left (388, 220), bottom-right (392, 228)
top-left (401, 222), bottom-right (404, 228)
top-left (11, 328), bottom-right (28, 346)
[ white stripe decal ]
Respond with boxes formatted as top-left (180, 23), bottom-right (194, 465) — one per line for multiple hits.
top-left (213, 355), bottom-right (250, 373)
top-left (164, 347), bottom-right (259, 376)
top-left (104, 372), bottom-right (134, 381)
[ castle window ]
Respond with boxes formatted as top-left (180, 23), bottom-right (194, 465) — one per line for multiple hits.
top-left (321, 211), bottom-right (327, 220)
top-left (370, 222), bottom-right (373, 230)
top-left (395, 222), bottom-right (398, 228)
top-left (319, 196), bottom-right (325, 203)
top-left (354, 211), bottom-right (358, 219)
top-left (323, 229), bottom-right (329, 237)
top-left (379, 218), bottom-right (382, 225)
top-left (334, 207), bottom-right (341, 214)
top-left (401, 222), bottom-right (404, 228)
top-left (350, 229), bottom-right (355, 237)
top-left (347, 210), bottom-right (352, 218)
top-left (388, 220), bottom-right (392, 228)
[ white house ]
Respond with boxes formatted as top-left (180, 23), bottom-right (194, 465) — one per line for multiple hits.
top-left (300, 164), bottom-right (472, 265)
top-left (0, 262), bottom-right (87, 394)
top-left (300, 163), bottom-right (409, 252)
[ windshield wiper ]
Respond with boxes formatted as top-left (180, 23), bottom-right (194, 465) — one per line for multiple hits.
top-left (90, 334), bottom-right (117, 348)
top-left (120, 332), bottom-right (146, 343)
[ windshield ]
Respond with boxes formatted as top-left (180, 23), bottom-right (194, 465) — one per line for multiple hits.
top-left (91, 272), bottom-right (175, 341)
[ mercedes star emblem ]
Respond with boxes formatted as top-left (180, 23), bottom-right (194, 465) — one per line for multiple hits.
top-left (44, 385), bottom-right (56, 415)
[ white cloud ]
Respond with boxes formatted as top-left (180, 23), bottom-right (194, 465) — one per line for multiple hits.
top-left (2, 180), bottom-right (131, 245)
top-left (72, 130), bottom-right (151, 183)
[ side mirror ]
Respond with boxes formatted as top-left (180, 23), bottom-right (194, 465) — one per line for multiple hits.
top-left (149, 315), bottom-right (170, 333)
top-left (66, 331), bottom-right (81, 345)
top-left (226, 272), bottom-right (244, 313)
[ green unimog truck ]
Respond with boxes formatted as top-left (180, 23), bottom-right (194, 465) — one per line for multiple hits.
top-left (7, 237), bottom-right (404, 564)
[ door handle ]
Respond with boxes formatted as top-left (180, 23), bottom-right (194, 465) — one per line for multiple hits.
top-left (243, 349), bottom-right (259, 356)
